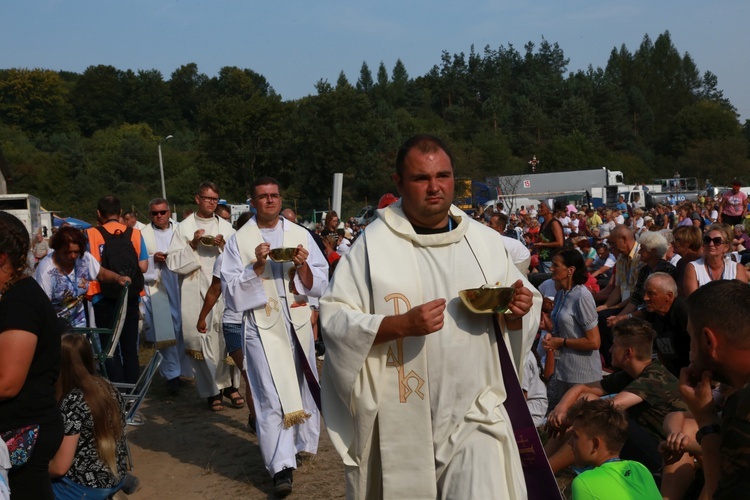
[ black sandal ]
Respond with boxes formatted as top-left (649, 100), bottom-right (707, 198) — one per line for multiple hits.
top-left (223, 387), bottom-right (245, 409)
top-left (208, 394), bottom-right (224, 412)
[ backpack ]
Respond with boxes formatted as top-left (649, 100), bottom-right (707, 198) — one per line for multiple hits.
top-left (96, 226), bottom-right (144, 300)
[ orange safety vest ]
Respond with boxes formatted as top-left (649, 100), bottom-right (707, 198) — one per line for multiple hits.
top-left (85, 221), bottom-right (145, 300)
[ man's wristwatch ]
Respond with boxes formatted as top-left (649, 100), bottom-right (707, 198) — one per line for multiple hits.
top-left (696, 424), bottom-right (721, 444)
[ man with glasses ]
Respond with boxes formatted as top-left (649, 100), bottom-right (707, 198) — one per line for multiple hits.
top-left (141, 198), bottom-right (191, 395)
top-left (167, 182), bottom-right (241, 409)
top-left (221, 177), bottom-right (329, 497)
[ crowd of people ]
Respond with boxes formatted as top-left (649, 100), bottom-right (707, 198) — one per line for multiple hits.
top-left (1, 134), bottom-right (749, 499)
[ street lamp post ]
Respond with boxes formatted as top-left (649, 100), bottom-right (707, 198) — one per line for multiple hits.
top-left (157, 135), bottom-right (174, 200)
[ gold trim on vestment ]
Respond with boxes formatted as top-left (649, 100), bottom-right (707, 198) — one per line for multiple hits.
top-left (283, 410), bottom-right (311, 428)
top-left (155, 339), bottom-right (177, 349)
top-left (186, 348), bottom-right (204, 360)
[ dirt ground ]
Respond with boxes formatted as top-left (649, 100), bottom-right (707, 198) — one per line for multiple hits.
top-left (118, 346), bottom-right (571, 499)
top-left (118, 348), bottom-right (345, 499)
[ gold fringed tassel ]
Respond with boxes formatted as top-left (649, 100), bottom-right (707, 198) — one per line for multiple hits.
top-left (283, 410), bottom-right (311, 428)
top-left (155, 339), bottom-right (177, 349)
top-left (186, 348), bottom-right (204, 360)
top-left (224, 356), bottom-right (236, 366)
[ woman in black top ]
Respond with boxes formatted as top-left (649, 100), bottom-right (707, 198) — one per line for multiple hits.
top-left (534, 201), bottom-right (564, 272)
top-left (0, 212), bottom-right (64, 499)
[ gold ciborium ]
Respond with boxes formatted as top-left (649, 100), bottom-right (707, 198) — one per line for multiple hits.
top-left (199, 235), bottom-right (216, 246)
top-left (459, 284), bottom-right (516, 314)
top-left (269, 247), bottom-right (296, 263)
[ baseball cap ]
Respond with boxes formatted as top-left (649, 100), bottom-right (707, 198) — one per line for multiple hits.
top-left (378, 193), bottom-right (399, 209)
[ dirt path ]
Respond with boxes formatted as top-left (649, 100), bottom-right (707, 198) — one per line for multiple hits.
top-left (118, 349), bottom-right (571, 499)
top-left (119, 351), bottom-right (345, 499)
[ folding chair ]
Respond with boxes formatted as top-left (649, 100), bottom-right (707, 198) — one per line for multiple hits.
top-left (112, 351), bottom-right (163, 426)
top-left (72, 283), bottom-right (129, 379)
top-left (112, 351), bottom-right (163, 469)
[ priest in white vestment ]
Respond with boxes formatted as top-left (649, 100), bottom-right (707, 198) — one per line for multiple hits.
top-left (320, 135), bottom-right (543, 499)
top-left (141, 199), bottom-right (191, 392)
top-left (221, 177), bottom-right (328, 497)
top-left (166, 182), bottom-right (240, 404)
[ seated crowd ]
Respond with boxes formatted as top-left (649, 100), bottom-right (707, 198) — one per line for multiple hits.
top-left (3, 186), bottom-right (750, 499)
top-left (477, 195), bottom-right (750, 499)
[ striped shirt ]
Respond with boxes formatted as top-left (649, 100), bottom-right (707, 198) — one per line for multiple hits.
top-left (552, 284), bottom-right (601, 384)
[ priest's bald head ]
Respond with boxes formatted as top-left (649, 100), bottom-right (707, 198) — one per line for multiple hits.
top-left (393, 135), bottom-right (455, 230)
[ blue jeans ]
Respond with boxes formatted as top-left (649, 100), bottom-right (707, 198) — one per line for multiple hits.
top-left (51, 476), bottom-right (122, 500)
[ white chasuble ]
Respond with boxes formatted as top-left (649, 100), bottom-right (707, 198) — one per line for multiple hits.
top-left (167, 214), bottom-right (237, 398)
top-left (141, 222), bottom-right (178, 349)
top-left (320, 202), bottom-right (542, 500)
top-left (234, 220), bottom-right (314, 426)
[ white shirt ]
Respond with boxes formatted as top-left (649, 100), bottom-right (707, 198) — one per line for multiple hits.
top-left (500, 235), bottom-right (530, 267)
top-left (558, 216), bottom-right (572, 236)
top-left (522, 351), bottom-right (548, 428)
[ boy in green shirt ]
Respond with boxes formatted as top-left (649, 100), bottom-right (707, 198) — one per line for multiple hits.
top-left (567, 399), bottom-right (661, 500)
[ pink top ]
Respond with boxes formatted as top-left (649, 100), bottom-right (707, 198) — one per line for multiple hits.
top-left (722, 190), bottom-right (747, 217)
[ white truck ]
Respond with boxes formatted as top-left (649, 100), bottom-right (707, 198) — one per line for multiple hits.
top-left (486, 168), bottom-right (626, 211)
top-left (0, 193), bottom-right (42, 237)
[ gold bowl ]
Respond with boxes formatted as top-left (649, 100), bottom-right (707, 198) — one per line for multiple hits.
top-left (199, 235), bottom-right (216, 246)
top-left (269, 247), bottom-right (296, 262)
top-left (459, 285), bottom-right (516, 314)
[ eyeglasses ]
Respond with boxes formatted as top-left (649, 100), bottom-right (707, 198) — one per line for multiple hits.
top-left (198, 195), bottom-right (219, 203)
top-left (151, 210), bottom-right (168, 216)
top-left (703, 236), bottom-right (725, 246)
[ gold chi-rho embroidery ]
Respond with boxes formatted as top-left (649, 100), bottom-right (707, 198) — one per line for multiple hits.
top-left (384, 293), bottom-right (426, 403)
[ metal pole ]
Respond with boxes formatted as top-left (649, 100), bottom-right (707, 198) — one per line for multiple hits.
top-left (158, 135), bottom-right (173, 201)
top-left (158, 142), bottom-right (167, 200)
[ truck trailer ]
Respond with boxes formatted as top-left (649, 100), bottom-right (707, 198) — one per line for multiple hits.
top-left (485, 168), bottom-right (626, 211)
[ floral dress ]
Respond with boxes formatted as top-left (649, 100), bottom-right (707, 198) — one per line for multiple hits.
top-left (34, 251), bottom-right (100, 327)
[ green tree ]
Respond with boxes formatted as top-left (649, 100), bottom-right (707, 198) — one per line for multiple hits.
top-left (0, 69), bottom-right (72, 134)
top-left (71, 65), bottom-right (125, 135)
top-left (373, 62), bottom-right (390, 103)
top-left (356, 62), bottom-right (374, 94)
top-left (169, 63), bottom-right (209, 127)
top-left (122, 69), bottom-right (176, 130)
top-left (197, 69), bottom-right (290, 202)
top-left (336, 71), bottom-right (352, 90)
top-left (667, 101), bottom-right (742, 157)
top-left (390, 59), bottom-right (409, 108)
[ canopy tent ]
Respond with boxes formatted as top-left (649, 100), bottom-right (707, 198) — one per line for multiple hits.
top-left (52, 215), bottom-right (92, 229)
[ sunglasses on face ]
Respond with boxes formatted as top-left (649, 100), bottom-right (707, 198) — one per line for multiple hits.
top-left (151, 210), bottom-right (168, 216)
top-left (703, 236), bottom-right (724, 246)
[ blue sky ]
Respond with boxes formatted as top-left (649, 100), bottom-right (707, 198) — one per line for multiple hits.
top-left (3, 1), bottom-right (749, 121)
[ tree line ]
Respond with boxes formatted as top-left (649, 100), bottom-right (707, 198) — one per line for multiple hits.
top-left (1, 31), bottom-right (748, 222)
